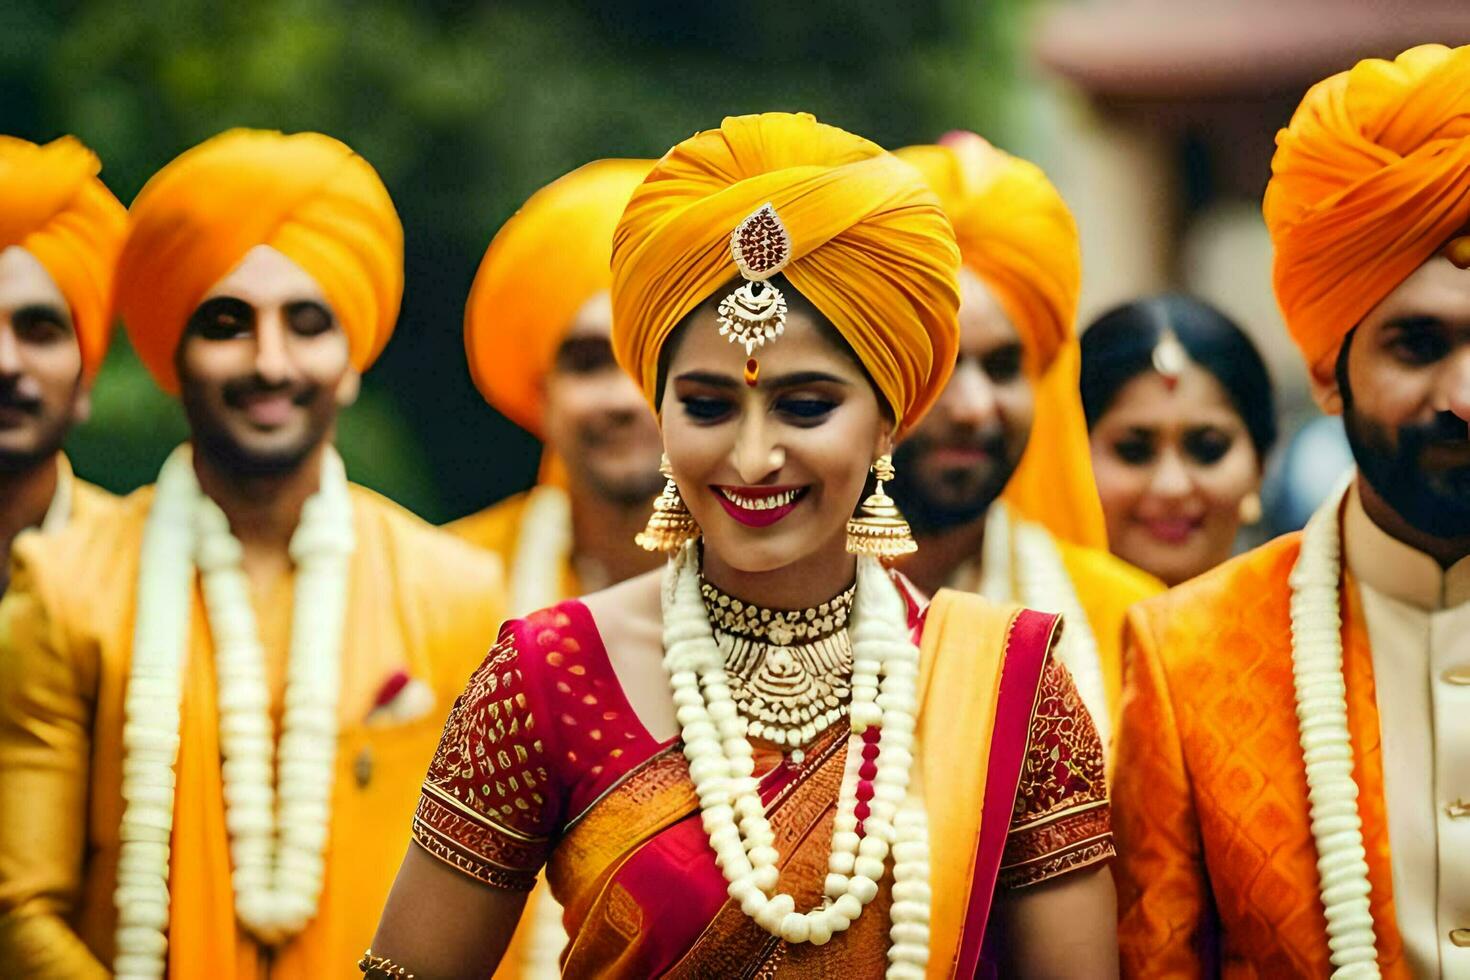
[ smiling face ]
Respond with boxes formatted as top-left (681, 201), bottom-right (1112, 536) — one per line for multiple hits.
top-left (659, 288), bottom-right (890, 576)
top-left (1323, 255), bottom-right (1470, 539)
top-left (176, 245), bottom-right (360, 478)
top-left (892, 269), bottom-right (1034, 532)
top-left (542, 291), bottom-right (665, 506)
top-left (1089, 363), bottom-right (1260, 586)
top-left (0, 246), bottom-right (89, 473)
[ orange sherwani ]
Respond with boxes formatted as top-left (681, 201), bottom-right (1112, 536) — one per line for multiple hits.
top-left (0, 482), bottom-right (505, 978)
top-left (1114, 531), bottom-right (1408, 977)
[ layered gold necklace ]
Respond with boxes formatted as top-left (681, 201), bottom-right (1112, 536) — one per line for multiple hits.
top-left (699, 576), bottom-right (855, 748)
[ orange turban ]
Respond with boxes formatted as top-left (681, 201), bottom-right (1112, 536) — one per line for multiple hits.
top-left (0, 135), bottom-right (126, 380)
top-left (466, 159), bottom-right (653, 436)
top-left (116, 129), bottom-right (403, 393)
top-left (611, 112), bottom-right (960, 433)
top-left (1265, 43), bottom-right (1470, 386)
top-left (897, 133), bottom-right (1105, 549)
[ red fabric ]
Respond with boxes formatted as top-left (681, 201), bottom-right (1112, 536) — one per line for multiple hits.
top-left (960, 609), bottom-right (1057, 977)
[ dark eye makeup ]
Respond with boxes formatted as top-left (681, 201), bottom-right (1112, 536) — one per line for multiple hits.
top-left (775, 395), bottom-right (838, 423)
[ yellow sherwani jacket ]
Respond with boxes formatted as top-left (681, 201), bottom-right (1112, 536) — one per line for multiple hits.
top-left (1113, 532), bottom-right (1409, 977)
top-left (448, 488), bottom-right (579, 601)
top-left (448, 487), bottom-right (573, 980)
top-left (0, 482), bottom-right (505, 978)
top-left (1051, 538), bottom-right (1161, 724)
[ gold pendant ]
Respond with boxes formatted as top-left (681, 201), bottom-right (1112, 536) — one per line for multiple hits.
top-left (716, 203), bottom-right (793, 355)
top-left (701, 576), bottom-right (854, 747)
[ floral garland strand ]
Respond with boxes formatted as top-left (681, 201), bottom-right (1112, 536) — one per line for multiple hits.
top-left (506, 482), bottom-right (573, 979)
top-left (39, 456), bottom-right (74, 534)
top-left (1288, 478), bottom-right (1380, 978)
top-left (113, 452), bottom-right (200, 980)
top-left (509, 483), bottom-right (572, 617)
top-left (1006, 507), bottom-right (1111, 750)
top-left (660, 542), bottom-right (931, 976)
top-left (976, 504), bottom-right (1110, 749)
top-left (113, 445), bottom-right (355, 978)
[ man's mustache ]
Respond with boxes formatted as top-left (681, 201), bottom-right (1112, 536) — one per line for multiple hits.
top-left (579, 411), bottom-right (651, 447)
top-left (1401, 410), bottom-right (1470, 457)
top-left (920, 428), bottom-right (1008, 460)
top-left (220, 377), bottom-right (318, 409)
top-left (0, 380), bottom-right (42, 415)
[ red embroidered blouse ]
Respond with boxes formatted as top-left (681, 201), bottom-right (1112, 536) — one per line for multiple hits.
top-left (412, 599), bottom-right (1112, 893)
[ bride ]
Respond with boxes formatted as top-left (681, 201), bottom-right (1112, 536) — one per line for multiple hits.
top-left (363, 111), bottom-right (1118, 979)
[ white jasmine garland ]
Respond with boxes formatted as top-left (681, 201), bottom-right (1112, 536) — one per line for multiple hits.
top-left (113, 445), bottom-right (355, 979)
top-left (980, 503), bottom-right (1110, 749)
top-left (1288, 478), bottom-right (1380, 978)
top-left (661, 542), bottom-right (931, 975)
top-left (39, 456), bottom-right (74, 534)
top-left (509, 483), bottom-right (572, 617)
top-left (507, 482), bottom-right (572, 979)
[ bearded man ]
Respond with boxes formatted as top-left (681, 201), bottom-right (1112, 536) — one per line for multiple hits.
top-left (893, 134), bottom-right (1162, 740)
top-left (1114, 43), bottom-right (1470, 977)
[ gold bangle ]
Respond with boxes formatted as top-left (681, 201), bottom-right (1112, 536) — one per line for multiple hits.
top-left (358, 948), bottom-right (415, 979)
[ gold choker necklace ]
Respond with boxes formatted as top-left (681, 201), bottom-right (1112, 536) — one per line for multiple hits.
top-left (699, 577), bottom-right (855, 747)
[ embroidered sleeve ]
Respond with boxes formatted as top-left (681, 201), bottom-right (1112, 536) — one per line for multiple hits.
top-left (998, 656), bottom-right (1115, 889)
top-left (411, 624), bottom-right (556, 891)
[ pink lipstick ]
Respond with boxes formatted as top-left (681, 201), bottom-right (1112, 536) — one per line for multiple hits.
top-left (712, 485), bottom-right (808, 528)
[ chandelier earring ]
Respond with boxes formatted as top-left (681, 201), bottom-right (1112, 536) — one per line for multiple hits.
top-left (636, 454), bottom-right (701, 553)
top-left (846, 454), bottom-right (917, 559)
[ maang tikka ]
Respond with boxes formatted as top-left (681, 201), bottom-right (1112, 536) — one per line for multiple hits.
top-left (718, 203), bottom-right (792, 357)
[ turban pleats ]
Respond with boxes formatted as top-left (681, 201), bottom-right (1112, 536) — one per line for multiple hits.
top-left (1265, 43), bottom-right (1470, 382)
top-left (612, 113), bottom-right (960, 432)
top-left (898, 134), bottom-right (1105, 549)
top-left (464, 159), bottom-right (653, 436)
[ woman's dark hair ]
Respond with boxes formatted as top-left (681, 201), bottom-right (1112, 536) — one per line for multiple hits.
top-left (1079, 294), bottom-right (1278, 461)
top-left (653, 273), bottom-right (892, 422)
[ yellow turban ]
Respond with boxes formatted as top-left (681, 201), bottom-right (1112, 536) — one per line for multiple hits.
top-left (466, 159), bottom-right (654, 436)
top-left (116, 129), bottom-right (403, 393)
top-left (897, 133), bottom-right (1105, 549)
top-left (0, 135), bottom-right (126, 380)
top-left (1265, 43), bottom-right (1470, 386)
top-left (611, 112), bottom-right (960, 434)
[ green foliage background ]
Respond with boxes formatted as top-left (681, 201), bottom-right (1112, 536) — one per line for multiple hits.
top-left (2, 0), bottom-right (1028, 522)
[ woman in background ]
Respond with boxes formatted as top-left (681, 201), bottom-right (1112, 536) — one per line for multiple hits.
top-left (1081, 294), bottom-right (1276, 587)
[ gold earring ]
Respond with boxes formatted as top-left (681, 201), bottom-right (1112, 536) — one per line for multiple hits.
top-left (846, 454), bottom-right (917, 559)
top-left (636, 454), bottom-right (700, 553)
top-left (1239, 491), bottom-right (1263, 526)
